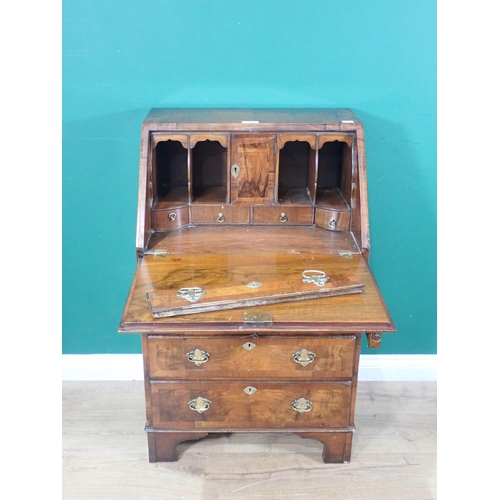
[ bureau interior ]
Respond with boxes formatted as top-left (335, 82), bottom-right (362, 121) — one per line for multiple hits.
top-left (277, 140), bottom-right (314, 205)
top-left (153, 135), bottom-right (353, 208)
top-left (191, 139), bottom-right (228, 203)
top-left (153, 139), bottom-right (189, 208)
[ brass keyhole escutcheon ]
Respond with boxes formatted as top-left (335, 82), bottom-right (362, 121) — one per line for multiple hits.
top-left (242, 342), bottom-right (256, 351)
top-left (231, 164), bottom-right (241, 178)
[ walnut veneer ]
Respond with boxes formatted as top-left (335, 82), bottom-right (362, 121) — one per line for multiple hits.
top-left (119, 108), bottom-right (395, 463)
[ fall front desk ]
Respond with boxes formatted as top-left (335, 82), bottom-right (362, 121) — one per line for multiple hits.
top-left (119, 108), bottom-right (395, 463)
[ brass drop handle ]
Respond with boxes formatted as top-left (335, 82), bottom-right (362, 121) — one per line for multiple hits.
top-left (328, 218), bottom-right (336, 228)
top-left (176, 287), bottom-right (206, 303)
top-left (217, 213), bottom-right (226, 223)
top-left (188, 396), bottom-right (211, 414)
top-left (168, 212), bottom-right (177, 221)
top-left (186, 348), bottom-right (210, 366)
top-left (280, 213), bottom-right (288, 223)
top-left (291, 397), bottom-right (313, 413)
top-left (292, 349), bottom-right (316, 367)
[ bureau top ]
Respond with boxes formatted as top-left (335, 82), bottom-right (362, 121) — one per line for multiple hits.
top-left (143, 108), bottom-right (362, 128)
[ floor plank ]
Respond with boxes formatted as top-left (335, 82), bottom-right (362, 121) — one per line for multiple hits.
top-left (62, 381), bottom-right (436, 500)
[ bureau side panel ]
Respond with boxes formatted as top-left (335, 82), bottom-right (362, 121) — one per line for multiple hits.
top-left (142, 334), bottom-right (153, 427)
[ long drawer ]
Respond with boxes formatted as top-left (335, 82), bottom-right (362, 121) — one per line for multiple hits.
top-left (150, 381), bottom-right (352, 429)
top-left (147, 336), bottom-right (358, 380)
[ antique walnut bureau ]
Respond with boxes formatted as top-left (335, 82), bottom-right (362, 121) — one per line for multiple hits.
top-left (119, 108), bottom-right (395, 463)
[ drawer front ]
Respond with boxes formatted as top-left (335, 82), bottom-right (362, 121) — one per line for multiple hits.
top-left (153, 207), bottom-right (189, 230)
top-left (147, 336), bottom-right (357, 380)
top-left (315, 207), bottom-right (351, 231)
top-left (253, 206), bottom-right (313, 225)
top-left (151, 381), bottom-right (352, 429)
top-left (190, 204), bottom-right (250, 224)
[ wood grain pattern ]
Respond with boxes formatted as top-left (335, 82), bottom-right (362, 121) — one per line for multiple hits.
top-left (230, 134), bottom-right (276, 203)
top-left (189, 134), bottom-right (228, 148)
top-left (146, 225), bottom-right (360, 255)
top-left (277, 133), bottom-right (316, 149)
top-left (150, 381), bottom-right (352, 429)
top-left (119, 252), bottom-right (394, 331)
top-left (318, 133), bottom-right (353, 149)
top-left (147, 336), bottom-right (357, 380)
top-left (135, 111), bottom-right (369, 258)
top-left (62, 381), bottom-right (435, 499)
top-left (252, 205), bottom-right (314, 225)
top-left (190, 204), bottom-right (250, 224)
top-left (145, 271), bottom-right (362, 318)
top-left (125, 109), bottom-right (391, 469)
top-left (315, 208), bottom-right (351, 231)
top-left (152, 206), bottom-right (189, 230)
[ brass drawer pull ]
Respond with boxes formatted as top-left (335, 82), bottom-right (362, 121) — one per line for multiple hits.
top-left (188, 396), bottom-right (211, 414)
top-left (279, 212), bottom-right (288, 223)
top-left (168, 212), bottom-right (177, 221)
top-left (291, 397), bottom-right (313, 413)
top-left (328, 217), bottom-right (336, 228)
top-left (176, 287), bottom-right (206, 303)
top-left (217, 213), bottom-right (226, 223)
top-left (186, 348), bottom-right (210, 366)
top-left (302, 269), bottom-right (329, 286)
top-left (292, 348), bottom-right (316, 367)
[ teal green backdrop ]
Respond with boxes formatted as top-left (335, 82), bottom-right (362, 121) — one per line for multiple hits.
top-left (63, 0), bottom-right (436, 355)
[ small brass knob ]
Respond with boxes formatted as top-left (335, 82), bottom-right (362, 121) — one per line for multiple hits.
top-left (328, 218), bottom-right (336, 228)
top-left (279, 213), bottom-right (288, 223)
top-left (168, 212), bottom-right (177, 221)
top-left (217, 213), bottom-right (226, 223)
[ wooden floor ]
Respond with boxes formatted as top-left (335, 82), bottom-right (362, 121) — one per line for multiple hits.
top-left (62, 381), bottom-right (436, 500)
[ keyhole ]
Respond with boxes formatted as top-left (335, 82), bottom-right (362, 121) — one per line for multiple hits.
top-left (231, 164), bottom-right (240, 178)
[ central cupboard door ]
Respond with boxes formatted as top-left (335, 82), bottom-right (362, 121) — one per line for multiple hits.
top-left (230, 134), bottom-right (276, 203)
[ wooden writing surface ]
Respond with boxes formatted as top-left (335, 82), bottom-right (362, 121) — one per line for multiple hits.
top-left (146, 272), bottom-right (363, 318)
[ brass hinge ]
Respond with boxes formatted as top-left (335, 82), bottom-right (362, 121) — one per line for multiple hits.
top-left (243, 311), bottom-right (273, 325)
top-left (338, 250), bottom-right (354, 258)
top-left (144, 249), bottom-right (168, 258)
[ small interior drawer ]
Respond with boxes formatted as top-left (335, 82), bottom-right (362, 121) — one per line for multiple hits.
top-left (190, 204), bottom-right (250, 224)
top-left (315, 208), bottom-right (351, 231)
top-left (153, 206), bottom-right (189, 230)
top-left (151, 380), bottom-right (352, 429)
top-left (147, 336), bottom-right (357, 380)
top-left (252, 206), bottom-right (313, 225)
